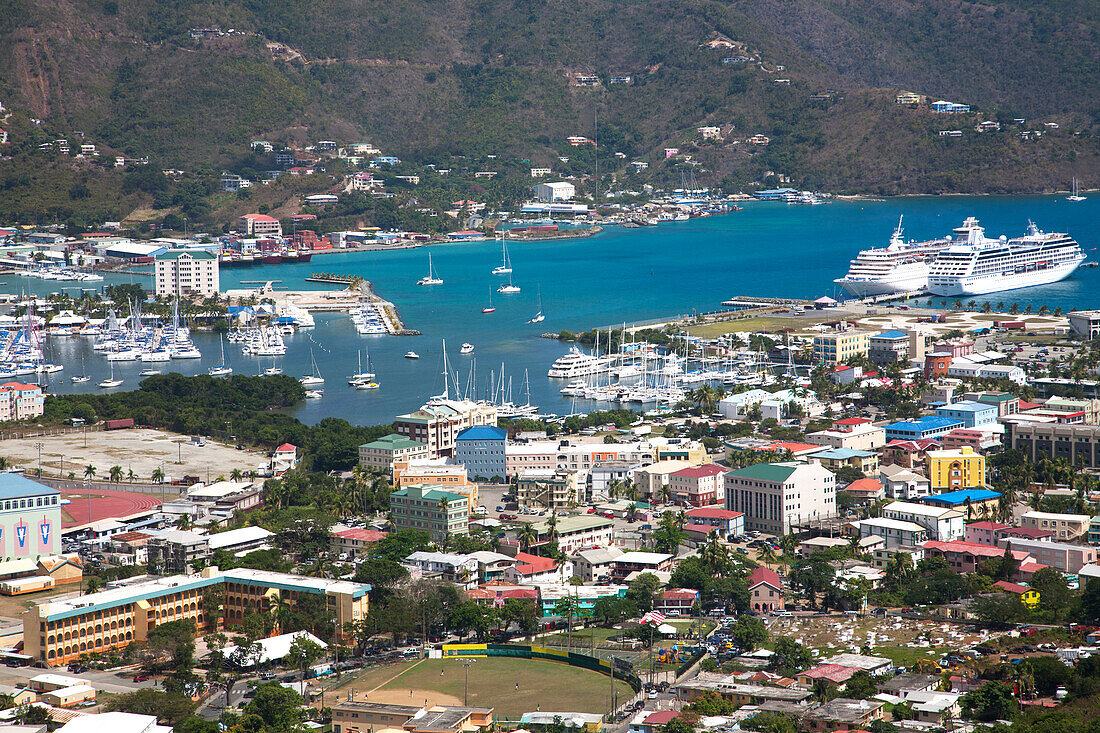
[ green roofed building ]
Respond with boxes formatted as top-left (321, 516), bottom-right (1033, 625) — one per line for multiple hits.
top-left (359, 433), bottom-right (429, 471)
top-left (154, 249), bottom-right (220, 298)
top-left (724, 461), bottom-right (837, 534)
top-left (390, 484), bottom-right (469, 543)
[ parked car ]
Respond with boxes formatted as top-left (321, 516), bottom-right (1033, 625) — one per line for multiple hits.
top-left (133, 673), bottom-right (151, 682)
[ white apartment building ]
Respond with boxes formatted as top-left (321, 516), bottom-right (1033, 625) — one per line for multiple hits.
top-left (855, 517), bottom-right (930, 549)
top-left (504, 440), bottom-right (658, 481)
top-left (806, 424), bottom-right (887, 451)
top-left (724, 461), bottom-right (836, 534)
top-left (882, 501), bottom-right (964, 542)
top-left (393, 400), bottom-right (497, 458)
top-left (878, 465), bottom-right (931, 500)
top-left (154, 251), bottom-right (220, 298)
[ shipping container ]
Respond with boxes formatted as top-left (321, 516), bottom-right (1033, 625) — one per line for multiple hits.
top-left (103, 418), bottom-right (135, 430)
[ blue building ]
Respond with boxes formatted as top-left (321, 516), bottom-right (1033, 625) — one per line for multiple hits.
top-left (935, 401), bottom-right (998, 428)
top-left (922, 488), bottom-right (1001, 508)
top-left (884, 416), bottom-right (963, 441)
top-left (455, 425), bottom-right (508, 480)
top-left (754, 187), bottom-right (798, 201)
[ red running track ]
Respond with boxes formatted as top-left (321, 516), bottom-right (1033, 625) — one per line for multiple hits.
top-left (62, 488), bottom-right (162, 527)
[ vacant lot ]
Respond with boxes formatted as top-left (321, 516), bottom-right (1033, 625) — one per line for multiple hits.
top-left (328, 656), bottom-right (633, 719)
top-left (0, 428), bottom-right (267, 484)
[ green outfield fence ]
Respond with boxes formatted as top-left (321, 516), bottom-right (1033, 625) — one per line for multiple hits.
top-left (441, 643), bottom-right (643, 692)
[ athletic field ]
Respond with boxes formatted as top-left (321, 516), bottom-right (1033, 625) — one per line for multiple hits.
top-left (328, 656), bottom-right (634, 719)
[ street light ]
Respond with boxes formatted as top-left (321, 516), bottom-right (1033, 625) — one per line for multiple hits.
top-left (332, 617), bottom-right (340, 679)
top-left (462, 659), bottom-right (475, 706)
top-left (34, 442), bottom-right (43, 477)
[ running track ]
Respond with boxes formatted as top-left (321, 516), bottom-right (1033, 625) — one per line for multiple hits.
top-left (62, 488), bottom-right (162, 527)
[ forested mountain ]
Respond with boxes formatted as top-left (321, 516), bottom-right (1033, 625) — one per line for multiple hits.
top-left (0, 0), bottom-right (1097, 210)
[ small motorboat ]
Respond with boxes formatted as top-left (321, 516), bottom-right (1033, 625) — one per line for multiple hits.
top-left (355, 381), bottom-right (380, 390)
top-left (139, 369), bottom-right (162, 376)
top-left (404, 351), bottom-right (420, 360)
top-left (305, 390), bottom-right (324, 399)
top-left (460, 343), bottom-right (474, 354)
top-left (263, 366), bottom-right (283, 376)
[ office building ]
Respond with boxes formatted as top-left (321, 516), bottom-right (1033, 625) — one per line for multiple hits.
top-left (454, 425), bottom-right (508, 480)
top-left (23, 567), bottom-right (369, 666)
top-left (1068, 310), bottom-right (1100, 339)
top-left (884, 417), bottom-right (963, 442)
top-left (806, 423), bottom-right (886, 452)
top-left (153, 250), bottom-right (220, 298)
top-left (854, 518), bottom-right (929, 549)
top-left (358, 434), bottom-right (429, 471)
top-left (1019, 511), bottom-right (1091, 540)
top-left (533, 181), bottom-right (575, 202)
top-left (868, 331), bottom-right (911, 365)
top-left (668, 464), bottom-right (727, 507)
top-left (925, 447), bottom-right (986, 490)
top-left (934, 401), bottom-right (998, 428)
top-left (812, 331), bottom-right (870, 366)
top-left (998, 537), bottom-right (1098, 574)
top-left (882, 501), bottom-right (964, 542)
top-left (389, 485), bottom-right (469, 543)
top-left (393, 400), bottom-right (497, 458)
top-left (725, 461), bottom-right (836, 534)
top-left (516, 469), bottom-right (582, 510)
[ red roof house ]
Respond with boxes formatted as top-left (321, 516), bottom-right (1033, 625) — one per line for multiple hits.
top-left (748, 566), bottom-right (785, 612)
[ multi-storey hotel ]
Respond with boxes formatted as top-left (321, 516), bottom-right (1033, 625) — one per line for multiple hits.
top-left (23, 567), bottom-right (369, 666)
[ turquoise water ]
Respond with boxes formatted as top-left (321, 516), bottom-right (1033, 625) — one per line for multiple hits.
top-left (9, 195), bottom-right (1100, 424)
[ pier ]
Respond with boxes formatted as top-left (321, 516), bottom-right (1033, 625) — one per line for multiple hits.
top-left (304, 272), bottom-right (362, 285)
top-left (226, 279), bottom-right (415, 335)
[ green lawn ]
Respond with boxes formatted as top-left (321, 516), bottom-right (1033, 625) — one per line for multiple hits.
top-left (872, 645), bottom-right (952, 669)
top-left (685, 313), bottom-right (841, 338)
top-left (327, 657), bottom-right (633, 719)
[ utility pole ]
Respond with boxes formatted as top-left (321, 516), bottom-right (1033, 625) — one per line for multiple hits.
top-left (34, 442), bottom-right (43, 477)
top-left (462, 659), bottom-right (474, 706)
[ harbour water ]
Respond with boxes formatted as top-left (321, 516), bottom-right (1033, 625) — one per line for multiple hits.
top-left (7, 195), bottom-right (1099, 425)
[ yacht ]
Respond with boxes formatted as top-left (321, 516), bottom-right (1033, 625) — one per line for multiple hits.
top-left (347, 350), bottom-right (376, 384)
top-left (355, 380), bottom-right (380, 390)
top-left (527, 285), bottom-right (544, 324)
top-left (305, 390), bottom-right (324, 399)
top-left (497, 273), bottom-right (520, 294)
top-left (417, 253), bottom-right (443, 285)
top-left (263, 363), bottom-right (283, 376)
top-left (547, 346), bottom-right (607, 378)
top-left (482, 288), bottom-right (496, 313)
top-left (404, 351), bottom-right (420, 359)
top-left (98, 362), bottom-right (123, 389)
top-left (1067, 177), bottom-right (1086, 202)
top-left (460, 343), bottom-right (474, 354)
top-left (492, 235), bottom-right (513, 274)
top-left (299, 348), bottom-right (325, 387)
top-left (71, 357), bottom-right (89, 383)
top-left (834, 216), bottom-right (964, 297)
top-left (139, 369), bottom-right (162, 376)
top-left (927, 220), bottom-right (1085, 296)
top-left (209, 335), bottom-right (232, 376)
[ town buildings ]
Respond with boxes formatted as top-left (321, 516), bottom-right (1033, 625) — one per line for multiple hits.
top-left (725, 462), bottom-right (836, 534)
top-left (1004, 421), bottom-right (1100, 469)
top-left (516, 469), bottom-right (582, 510)
top-left (748, 566), bottom-right (785, 612)
top-left (1019, 511), bottom-right (1091, 540)
top-left (882, 501), bottom-right (965, 542)
top-left (0, 382), bottom-right (45, 420)
top-left (812, 331), bottom-right (870, 366)
top-left (0, 474), bottom-right (61, 562)
top-left (998, 537), bottom-right (1097, 573)
top-left (153, 250), bottom-right (220, 298)
top-left (454, 425), bottom-right (508, 480)
top-left (925, 447), bottom-right (986, 490)
top-left (393, 400), bottom-right (497, 458)
top-left (668, 464), bottom-right (727, 507)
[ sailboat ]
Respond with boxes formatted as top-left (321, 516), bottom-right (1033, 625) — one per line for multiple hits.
top-left (417, 253), bottom-right (444, 285)
top-left (482, 288), bottom-right (496, 313)
top-left (98, 361), bottom-right (123, 388)
top-left (263, 359), bottom-right (283, 376)
top-left (209, 335), bottom-right (233, 376)
top-left (492, 234), bottom-right (513, 275)
top-left (1068, 177), bottom-right (1087, 202)
top-left (347, 350), bottom-right (376, 384)
top-left (71, 356), bottom-right (90, 383)
top-left (497, 271), bottom-right (520, 294)
top-left (299, 348), bottom-right (324, 387)
top-left (527, 285), bottom-right (545, 324)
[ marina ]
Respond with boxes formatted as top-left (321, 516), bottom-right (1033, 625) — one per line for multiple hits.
top-left (0, 195), bottom-right (1094, 425)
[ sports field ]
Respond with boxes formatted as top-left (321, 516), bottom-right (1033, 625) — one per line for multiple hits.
top-left (328, 657), bottom-right (634, 719)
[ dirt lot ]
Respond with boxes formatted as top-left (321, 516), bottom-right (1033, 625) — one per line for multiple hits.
top-left (0, 428), bottom-right (268, 484)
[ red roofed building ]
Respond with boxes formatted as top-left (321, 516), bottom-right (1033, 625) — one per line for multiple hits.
top-left (333, 528), bottom-right (389, 556)
top-left (767, 441), bottom-right (828, 457)
top-left (993, 580), bottom-right (1040, 608)
top-left (964, 520), bottom-right (1011, 546)
top-left (797, 663), bottom-right (859, 687)
top-left (465, 585), bottom-right (538, 608)
top-left (684, 506), bottom-right (744, 536)
top-left (840, 477), bottom-right (884, 504)
top-left (629, 710), bottom-right (682, 733)
top-left (748, 566), bottom-right (785, 612)
top-left (833, 417), bottom-right (872, 430)
top-left (881, 438), bottom-right (941, 468)
top-left (669, 464), bottom-right (728, 507)
top-left (922, 540), bottom-right (1033, 576)
top-left (237, 213), bottom-right (283, 237)
top-left (271, 443), bottom-right (298, 474)
top-left (0, 382), bottom-right (44, 420)
top-left (656, 588), bottom-right (700, 616)
top-left (504, 552), bottom-right (571, 584)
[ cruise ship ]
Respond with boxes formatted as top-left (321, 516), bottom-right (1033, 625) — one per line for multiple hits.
top-left (927, 220), bottom-right (1085, 296)
top-left (834, 216), bottom-right (963, 297)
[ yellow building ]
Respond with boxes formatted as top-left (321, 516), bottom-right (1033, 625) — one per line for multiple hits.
top-left (813, 331), bottom-right (870, 366)
top-left (925, 446), bottom-right (986, 490)
top-left (994, 581), bottom-right (1040, 609)
top-left (22, 567), bottom-right (369, 667)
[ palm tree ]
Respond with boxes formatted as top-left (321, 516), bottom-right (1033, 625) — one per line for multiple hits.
top-left (230, 468), bottom-right (244, 481)
top-left (517, 523), bottom-right (538, 551)
top-left (83, 465), bottom-right (96, 480)
top-left (658, 484), bottom-right (672, 505)
top-left (108, 465), bottom-right (123, 483)
top-left (151, 467), bottom-right (165, 484)
top-left (758, 543), bottom-right (778, 569)
top-left (126, 468), bottom-right (135, 484)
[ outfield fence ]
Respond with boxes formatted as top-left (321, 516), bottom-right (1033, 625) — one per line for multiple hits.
top-left (441, 643), bottom-right (643, 693)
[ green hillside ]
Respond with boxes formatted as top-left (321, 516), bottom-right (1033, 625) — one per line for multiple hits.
top-left (0, 0), bottom-right (1097, 223)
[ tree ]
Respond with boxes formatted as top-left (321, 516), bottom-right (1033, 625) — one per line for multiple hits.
top-left (553, 595), bottom-right (581, 651)
top-left (152, 467), bottom-right (165, 484)
top-left (104, 688), bottom-right (197, 725)
top-left (592, 595), bottom-right (637, 627)
top-left (626, 573), bottom-right (662, 612)
top-left (733, 615), bottom-right (768, 651)
top-left (651, 511), bottom-right (686, 554)
top-left (286, 635), bottom-right (325, 682)
top-left (1029, 566), bottom-right (1070, 613)
top-left (661, 718), bottom-right (695, 733)
top-left (685, 691), bottom-right (737, 716)
top-left (84, 464), bottom-right (96, 479)
top-left (771, 636), bottom-right (813, 675)
top-left (245, 683), bottom-right (306, 731)
top-left (109, 465), bottom-right (124, 483)
top-left (845, 670), bottom-right (878, 699)
top-left (963, 681), bottom-right (1017, 721)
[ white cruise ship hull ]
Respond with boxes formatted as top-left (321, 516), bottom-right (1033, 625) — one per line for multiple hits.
top-left (928, 257), bottom-right (1083, 296)
top-left (834, 267), bottom-right (930, 298)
